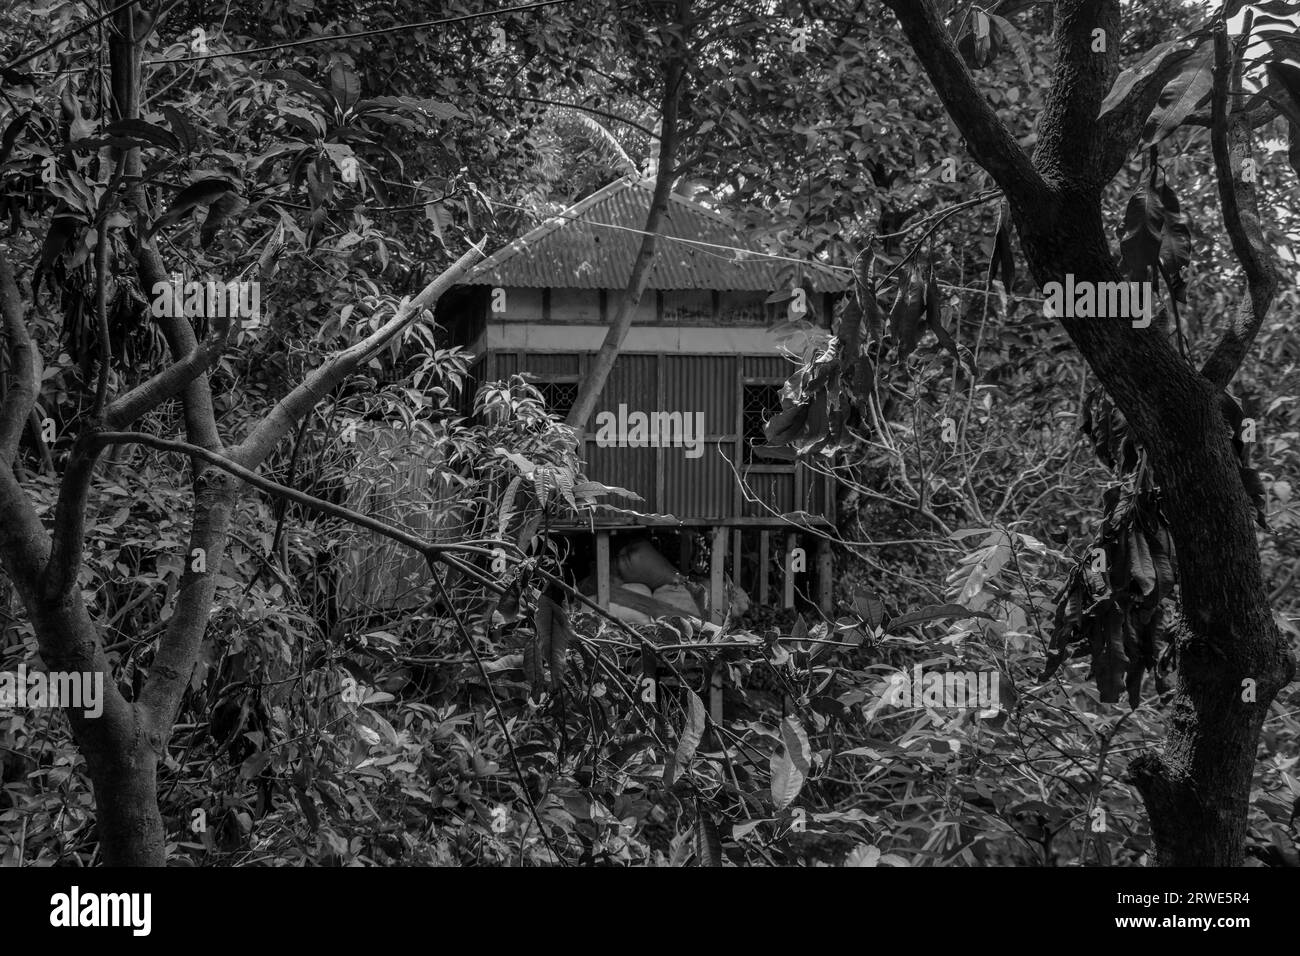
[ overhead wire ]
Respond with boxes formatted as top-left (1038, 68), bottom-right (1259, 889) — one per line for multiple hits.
top-left (15, 0), bottom-right (582, 75)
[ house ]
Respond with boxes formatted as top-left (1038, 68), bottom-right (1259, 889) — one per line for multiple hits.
top-left (437, 174), bottom-right (847, 620)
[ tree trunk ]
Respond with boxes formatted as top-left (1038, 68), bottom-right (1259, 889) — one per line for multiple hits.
top-left (564, 0), bottom-right (688, 431)
top-left (79, 726), bottom-right (166, 866)
top-left (1013, 196), bottom-right (1295, 866)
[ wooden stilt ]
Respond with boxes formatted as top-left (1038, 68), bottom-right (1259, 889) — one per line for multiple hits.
top-left (731, 528), bottom-right (742, 592)
top-left (817, 537), bottom-right (833, 614)
top-left (783, 532), bottom-right (797, 609)
top-left (709, 525), bottom-right (727, 725)
top-left (758, 530), bottom-right (770, 605)
top-left (596, 531), bottom-right (611, 609)
top-left (710, 526), bottom-right (727, 623)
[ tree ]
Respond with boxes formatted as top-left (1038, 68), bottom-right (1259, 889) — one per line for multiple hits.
top-left (877, 0), bottom-right (1296, 865)
top-left (0, 3), bottom-right (494, 865)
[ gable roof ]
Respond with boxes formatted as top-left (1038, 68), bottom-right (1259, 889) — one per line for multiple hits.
top-left (460, 176), bottom-right (848, 292)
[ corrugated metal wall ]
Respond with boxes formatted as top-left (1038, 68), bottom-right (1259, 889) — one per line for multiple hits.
top-left (481, 350), bottom-right (834, 524)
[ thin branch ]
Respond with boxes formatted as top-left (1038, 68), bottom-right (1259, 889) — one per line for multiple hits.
top-left (502, 94), bottom-right (657, 139)
top-left (97, 430), bottom-right (504, 560)
top-left (1200, 21), bottom-right (1278, 389)
top-left (878, 0), bottom-right (1047, 205)
top-left (1, 0), bottom-right (140, 72)
top-left (428, 562), bottom-right (567, 865)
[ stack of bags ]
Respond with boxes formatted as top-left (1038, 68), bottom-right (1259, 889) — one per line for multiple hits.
top-left (608, 539), bottom-right (702, 623)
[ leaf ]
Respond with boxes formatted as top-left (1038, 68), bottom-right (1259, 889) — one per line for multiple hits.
top-left (159, 106), bottom-right (195, 153)
top-left (1092, 602), bottom-right (1128, 704)
top-left (266, 69), bottom-right (336, 113)
top-left (851, 587), bottom-right (885, 628)
top-left (199, 191), bottom-right (246, 249)
top-left (1268, 61), bottom-right (1300, 119)
top-left (988, 13), bottom-right (1033, 83)
top-left (1142, 45), bottom-right (1215, 145)
top-left (1118, 181), bottom-right (1164, 281)
top-left (426, 202), bottom-right (453, 245)
top-left (359, 96), bottom-right (464, 122)
top-left (988, 201), bottom-right (1016, 292)
top-left (667, 689), bottom-right (707, 784)
top-left (1290, 119), bottom-right (1300, 183)
top-left (889, 603), bottom-right (996, 629)
top-left (845, 844), bottom-right (881, 867)
top-left (240, 751), bottom-right (271, 779)
top-left (1098, 42), bottom-right (1195, 120)
top-left (547, 598), bottom-right (570, 690)
top-left (258, 219), bottom-right (286, 279)
top-left (694, 809), bottom-right (722, 866)
top-left (1158, 181), bottom-right (1192, 302)
top-left (0, 110), bottom-right (31, 165)
top-left (146, 178), bottom-right (237, 238)
top-left (104, 118), bottom-right (181, 152)
top-left (770, 749), bottom-right (805, 810)
top-left (924, 276), bottom-right (973, 373)
top-left (329, 61), bottom-right (361, 109)
top-left (764, 401), bottom-right (810, 445)
top-left (889, 268), bottom-right (926, 359)
top-left (1128, 528), bottom-right (1156, 597)
top-left (781, 716), bottom-right (812, 775)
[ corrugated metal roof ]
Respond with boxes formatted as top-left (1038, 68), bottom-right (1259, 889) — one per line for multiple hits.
top-left (462, 176), bottom-right (848, 292)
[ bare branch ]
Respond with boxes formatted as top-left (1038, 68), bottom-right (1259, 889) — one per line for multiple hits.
top-left (105, 311), bottom-right (235, 429)
top-left (230, 239), bottom-right (485, 469)
top-left (879, 0), bottom-right (1047, 205)
top-left (1200, 22), bottom-right (1278, 389)
top-left (132, 244), bottom-right (225, 453)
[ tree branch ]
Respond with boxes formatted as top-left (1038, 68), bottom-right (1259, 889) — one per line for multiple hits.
top-left (879, 0), bottom-right (1048, 205)
top-left (132, 242), bottom-right (225, 454)
top-left (105, 310), bottom-right (235, 429)
top-left (230, 239), bottom-right (484, 470)
top-left (97, 430), bottom-right (504, 561)
top-left (1096, 45), bottom-right (1200, 185)
top-left (1200, 22), bottom-right (1278, 389)
top-left (1035, 0), bottom-right (1123, 189)
top-left (0, 251), bottom-right (37, 466)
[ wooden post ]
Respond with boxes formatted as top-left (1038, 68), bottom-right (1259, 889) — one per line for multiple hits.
top-left (709, 525), bottom-right (727, 725)
top-left (758, 530), bottom-right (770, 605)
top-left (596, 531), bottom-right (611, 609)
top-left (783, 532), bottom-right (797, 609)
top-left (817, 537), bottom-right (833, 614)
top-left (732, 528), bottom-right (742, 592)
top-left (679, 530), bottom-right (693, 575)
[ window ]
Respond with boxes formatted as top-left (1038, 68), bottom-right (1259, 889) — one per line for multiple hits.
top-left (743, 382), bottom-right (788, 464)
top-left (537, 380), bottom-right (579, 418)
